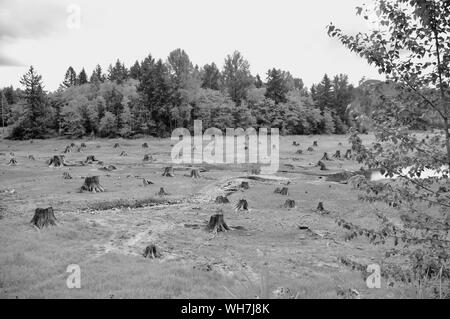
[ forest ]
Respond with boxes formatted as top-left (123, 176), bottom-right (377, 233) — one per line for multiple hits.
top-left (1, 49), bottom-right (436, 140)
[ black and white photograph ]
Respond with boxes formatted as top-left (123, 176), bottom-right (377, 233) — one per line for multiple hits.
top-left (0, 0), bottom-right (449, 304)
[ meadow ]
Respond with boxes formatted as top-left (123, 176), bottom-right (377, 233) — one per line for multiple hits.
top-left (0, 134), bottom-right (418, 299)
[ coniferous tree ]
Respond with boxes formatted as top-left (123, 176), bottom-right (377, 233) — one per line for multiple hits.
top-left (62, 66), bottom-right (77, 88)
top-left (265, 68), bottom-right (290, 104)
top-left (78, 68), bottom-right (88, 85)
top-left (222, 51), bottom-right (253, 106)
top-left (129, 60), bottom-right (142, 80)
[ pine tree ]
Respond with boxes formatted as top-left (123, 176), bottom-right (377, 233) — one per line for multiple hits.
top-left (78, 68), bottom-right (88, 85)
top-left (63, 66), bottom-right (77, 88)
top-left (255, 74), bottom-right (264, 88)
top-left (265, 68), bottom-right (289, 104)
top-left (222, 51), bottom-right (253, 106)
top-left (90, 64), bottom-right (105, 83)
top-left (129, 60), bottom-right (142, 80)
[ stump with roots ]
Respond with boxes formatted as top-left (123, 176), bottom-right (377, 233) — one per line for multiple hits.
top-left (317, 202), bottom-right (325, 212)
top-left (332, 150), bottom-right (341, 160)
top-left (85, 155), bottom-right (98, 163)
top-left (241, 181), bottom-right (250, 190)
top-left (317, 161), bottom-right (327, 171)
top-left (206, 213), bottom-right (230, 233)
top-left (293, 141), bottom-right (299, 146)
top-left (158, 187), bottom-right (169, 196)
top-left (80, 143), bottom-right (87, 148)
top-left (251, 167), bottom-right (261, 175)
top-left (162, 167), bottom-right (174, 177)
top-left (321, 152), bottom-right (331, 161)
top-left (142, 143), bottom-right (149, 149)
top-left (307, 147), bottom-right (314, 152)
top-left (120, 151), bottom-right (128, 157)
top-left (215, 196), bottom-right (230, 204)
top-left (70, 143), bottom-right (76, 148)
top-left (283, 199), bottom-right (296, 209)
top-left (344, 149), bottom-right (352, 160)
top-left (275, 187), bottom-right (289, 196)
top-left (28, 155), bottom-right (35, 161)
top-left (80, 176), bottom-right (104, 193)
top-left (296, 149), bottom-right (303, 155)
top-left (313, 141), bottom-right (318, 147)
top-left (63, 146), bottom-right (72, 154)
top-left (63, 171), bottom-right (73, 180)
top-left (143, 244), bottom-right (162, 259)
top-left (143, 154), bottom-right (153, 162)
top-left (113, 143), bottom-right (120, 149)
top-left (234, 199), bottom-right (249, 211)
top-left (49, 155), bottom-right (65, 168)
top-left (190, 169), bottom-right (201, 179)
top-left (31, 207), bottom-right (57, 229)
top-left (142, 178), bottom-right (154, 186)
top-left (8, 158), bottom-right (17, 166)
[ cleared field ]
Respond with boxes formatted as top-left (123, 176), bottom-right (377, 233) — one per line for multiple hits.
top-left (0, 134), bottom-right (417, 299)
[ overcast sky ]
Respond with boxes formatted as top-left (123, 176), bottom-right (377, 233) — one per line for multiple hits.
top-left (0, 0), bottom-right (384, 91)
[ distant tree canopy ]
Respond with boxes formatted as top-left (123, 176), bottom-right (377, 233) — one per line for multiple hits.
top-left (5, 47), bottom-right (437, 140)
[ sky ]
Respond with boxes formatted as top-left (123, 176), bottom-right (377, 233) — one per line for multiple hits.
top-left (0, 0), bottom-right (384, 91)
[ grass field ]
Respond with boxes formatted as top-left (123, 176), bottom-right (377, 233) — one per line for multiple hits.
top-left (0, 134), bottom-right (418, 299)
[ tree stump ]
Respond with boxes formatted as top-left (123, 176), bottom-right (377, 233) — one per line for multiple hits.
top-left (49, 155), bottom-right (65, 167)
top-left (80, 176), bottom-right (104, 193)
top-left (143, 154), bottom-right (153, 162)
top-left (344, 149), bottom-right (352, 160)
top-left (296, 149), bottom-right (303, 154)
top-left (274, 187), bottom-right (289, 196)
top-left (8, 158), bottom-right (17, 166)
top-left (162, 167), bottom-right (174, 177)
top-left (313, 141), bottom-right (318, 147)
top-left (190, 169), bottom-right (201, 179)
top-left (321, 152), bottom-right (331, 161)
top-left (63, 171), bottom-right (73, 180)
top-left (80, 143), bottom-right (87, 148)
top-left (143, 244), bottom-right (162, 259)
top-left (158, 187), bottom-right (169, 196)
top-left (283, 199), bottom-right (296, 209)
top-left (76, 147), bottom-right (83, 153)
top-left (142, 143), bottom-right (149, 149)
top-left (206, 214), bottom-right (230, 233)
top-left (251, 167), bottom-right (261, 175)
top-left (28, 155), bottom-right (35, 161)
top-left (332, 150), bottom-right (341, 160)
top-left (241, 181), bottom-right (250, 190)
top-left (234, 199), bottom-right (249, 211)
top-left (85, 155), bottom-right (98, 163)
top-left (338, 142), bottom-right (343, 146)
top-left (70, 143), bottom-right (76, 148)
top-left (293, 141), bottom-right (299, 146)
top-left (30, 207), bottom-right (57, 229)
top-left (317, 202), bottom-right (325, 212)
top-left (142, 179), bottom-right (154, 186)
top-left (307, 147), bottom-right (314, 152)
top-left (63, 145), bottom-right (72, 154)
top-left (215, 196), bottom-right (230, 204)
top-left (113, 143), bottom-right (120, 149)
top-left (317, 161), bottom-right (327, 171)
top-left (120, 151), bottom-right (128, 157)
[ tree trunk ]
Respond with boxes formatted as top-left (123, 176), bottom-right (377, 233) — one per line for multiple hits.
top-left (162, 167), bottom-right (174, 177)
top-left (206, 214), bottom-right (230, 233)
top-left (142, 143), bottom-right (149, 149)
top-left (85, 155), bottom-right (98, 163)
top-left (215, 196), bottom-right (230, 204)
top-left (143, 244), bottom-right (162, 259)
top-left (317, 161), bottom-right (327, 171)
top-left (30, 207), bottom-right (57, 229)
top-left (120, 151), bottom-right (128, 157)
top-left (81, 176), bottom-right (104, 193)
top-left (49, 155), bottom-right (65, 167)
top-left (344, 149), bottom-right (352, 160)
top-left (234, 199), bottom-right (249, 211)
top-left (190, 169), bottom-right (201, 179)
top-left (317, 202), bottom-right (325, 212)
top-left (8, 158), bottom-right (17, 166)
top-left (283, 199), bottom-right (296, 208)
top-left (158, 187), bottom-right (169, 196)
top-left (63, 145), bottom-right (72, 154)
top-left (332, 150), bottom-right (341, 159)
top-left (313, 141), bottom-right (318, 147)
top-left (63, 171), bottom-right (73, 179)
top-left (113, 143), bottom-right (120, 149)
top-left (321, 152), bottom-right (331, 161)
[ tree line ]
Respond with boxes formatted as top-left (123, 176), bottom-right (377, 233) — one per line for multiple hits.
top-left (0, 49), bottom-right (435, 140)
